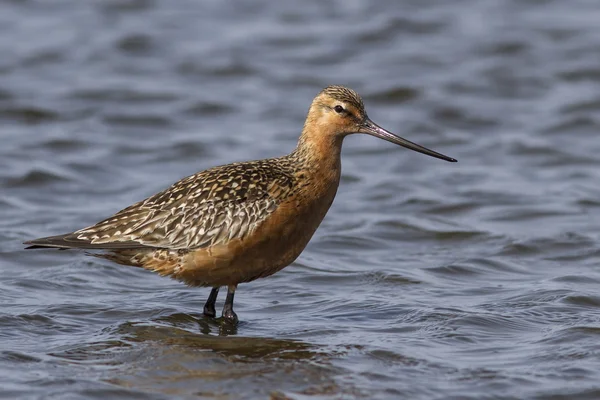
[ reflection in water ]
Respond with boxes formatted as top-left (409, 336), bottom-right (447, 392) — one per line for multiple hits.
top-left (119, 316), bottom-right (321, 360)
top-left (153, 312), bottom-right (241, 337)
top-left (47, 317), bottom-right (350, 397)
top-left (44, 313), bottom-right (353, 397)
top-left (51, 318), bottom-right (351, 398)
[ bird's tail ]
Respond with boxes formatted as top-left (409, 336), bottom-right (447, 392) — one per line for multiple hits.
top-left (24, 233), bottom-right (147, 250)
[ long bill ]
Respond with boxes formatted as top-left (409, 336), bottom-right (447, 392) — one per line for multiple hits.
top-left (358, 118), bottom-right (457, 162)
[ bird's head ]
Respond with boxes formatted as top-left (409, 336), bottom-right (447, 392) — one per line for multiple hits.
top-left (304, 85), bottom-right (456, 162)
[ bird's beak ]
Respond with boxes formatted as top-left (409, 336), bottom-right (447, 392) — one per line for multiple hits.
top-left (358, 117), bottom-right (457, 162)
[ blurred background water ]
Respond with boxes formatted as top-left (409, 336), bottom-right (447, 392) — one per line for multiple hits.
top-left (2, 0), bottom-right (600, 399)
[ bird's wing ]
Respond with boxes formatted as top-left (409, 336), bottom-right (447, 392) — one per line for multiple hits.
top-left (73, 196), bottom-right (279, 249)
top-left (26, 160), bottom-right (294, 250)
top-left (75, 162), bottom-right (290, 249)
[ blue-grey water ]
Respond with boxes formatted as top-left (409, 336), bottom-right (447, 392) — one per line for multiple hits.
top-left (2, 1), bottom-right (600, 399)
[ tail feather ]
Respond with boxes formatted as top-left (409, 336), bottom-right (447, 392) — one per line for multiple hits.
top-left (24, 233), bottom-right (150, 250)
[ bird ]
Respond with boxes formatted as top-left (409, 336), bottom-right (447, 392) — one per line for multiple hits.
top-left (24, 85), bottom-right (457, 323)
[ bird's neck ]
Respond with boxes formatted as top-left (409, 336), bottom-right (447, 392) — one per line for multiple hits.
top-left (292, 126), bottom-right (343, 178)
top-left (287, 127), bottom-right (343, 214)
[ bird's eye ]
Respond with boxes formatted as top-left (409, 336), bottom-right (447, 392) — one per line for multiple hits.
top-left (334, 105), bottom-right (344, 114)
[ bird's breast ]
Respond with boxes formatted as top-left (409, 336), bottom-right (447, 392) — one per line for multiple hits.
top-left (174, 163), bottom-right (342, 287)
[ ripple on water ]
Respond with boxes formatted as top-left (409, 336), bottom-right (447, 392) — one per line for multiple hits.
top-left (0, 351), bottom-right (43, 364)
top-left (115, 33), bottom-right (156, 55)
top-left (183, 101), bottom-right (236, 117)
top-left (558, 66), bottom-right (600, 83)
top-left (69, 88), bottom-right (181, 104)
top-left (364, 86), bottom-right (420, 104)
top-left (497, 232), bottom-right (597, 260)
top-left (0, 106), bottom-right (59, 124)
top-left (5, 169), bottom-right (73, 188)
top-left (2, 0), bottom-right (600, 399)
top-left (102, 113), bottom-right (174, 128)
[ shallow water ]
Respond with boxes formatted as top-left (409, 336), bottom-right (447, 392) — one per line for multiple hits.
top-left (2, 0), bottom-right (600, 399)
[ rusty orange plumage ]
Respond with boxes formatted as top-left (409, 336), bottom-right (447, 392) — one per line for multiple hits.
top-left (25, 85), bottom-right (456, 323)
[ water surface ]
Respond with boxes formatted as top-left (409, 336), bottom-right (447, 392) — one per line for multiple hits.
top-left (2, 1), bottom-right (600, 399)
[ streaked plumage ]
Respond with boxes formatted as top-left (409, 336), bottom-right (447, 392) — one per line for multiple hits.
top-left (25, 85), bottom-right (456, 323)
top-left (74, 160), bottom-right (291, 250)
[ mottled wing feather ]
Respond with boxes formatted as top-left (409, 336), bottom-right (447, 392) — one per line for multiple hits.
top-left (72, 160), bottom-right (292, 250)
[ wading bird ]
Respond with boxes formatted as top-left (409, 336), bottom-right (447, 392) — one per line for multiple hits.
top-left (25, 85), bottom-right (456, 323)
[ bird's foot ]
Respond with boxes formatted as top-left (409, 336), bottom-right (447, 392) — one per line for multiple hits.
top-left (221, 284), bottom-right (238, 324)
top-left (222, 308), bottom-right (238, 324)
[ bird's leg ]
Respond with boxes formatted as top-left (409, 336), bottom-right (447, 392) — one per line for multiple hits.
top-left (222, 284), bottom-right (238, 323)
top-left (203, 287), bottom-right (220, 318)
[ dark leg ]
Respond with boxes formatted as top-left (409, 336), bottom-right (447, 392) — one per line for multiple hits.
top-left (222, 284), bottom-right (238, 323)
top-left (203, 287), bottom-right (220, 317)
